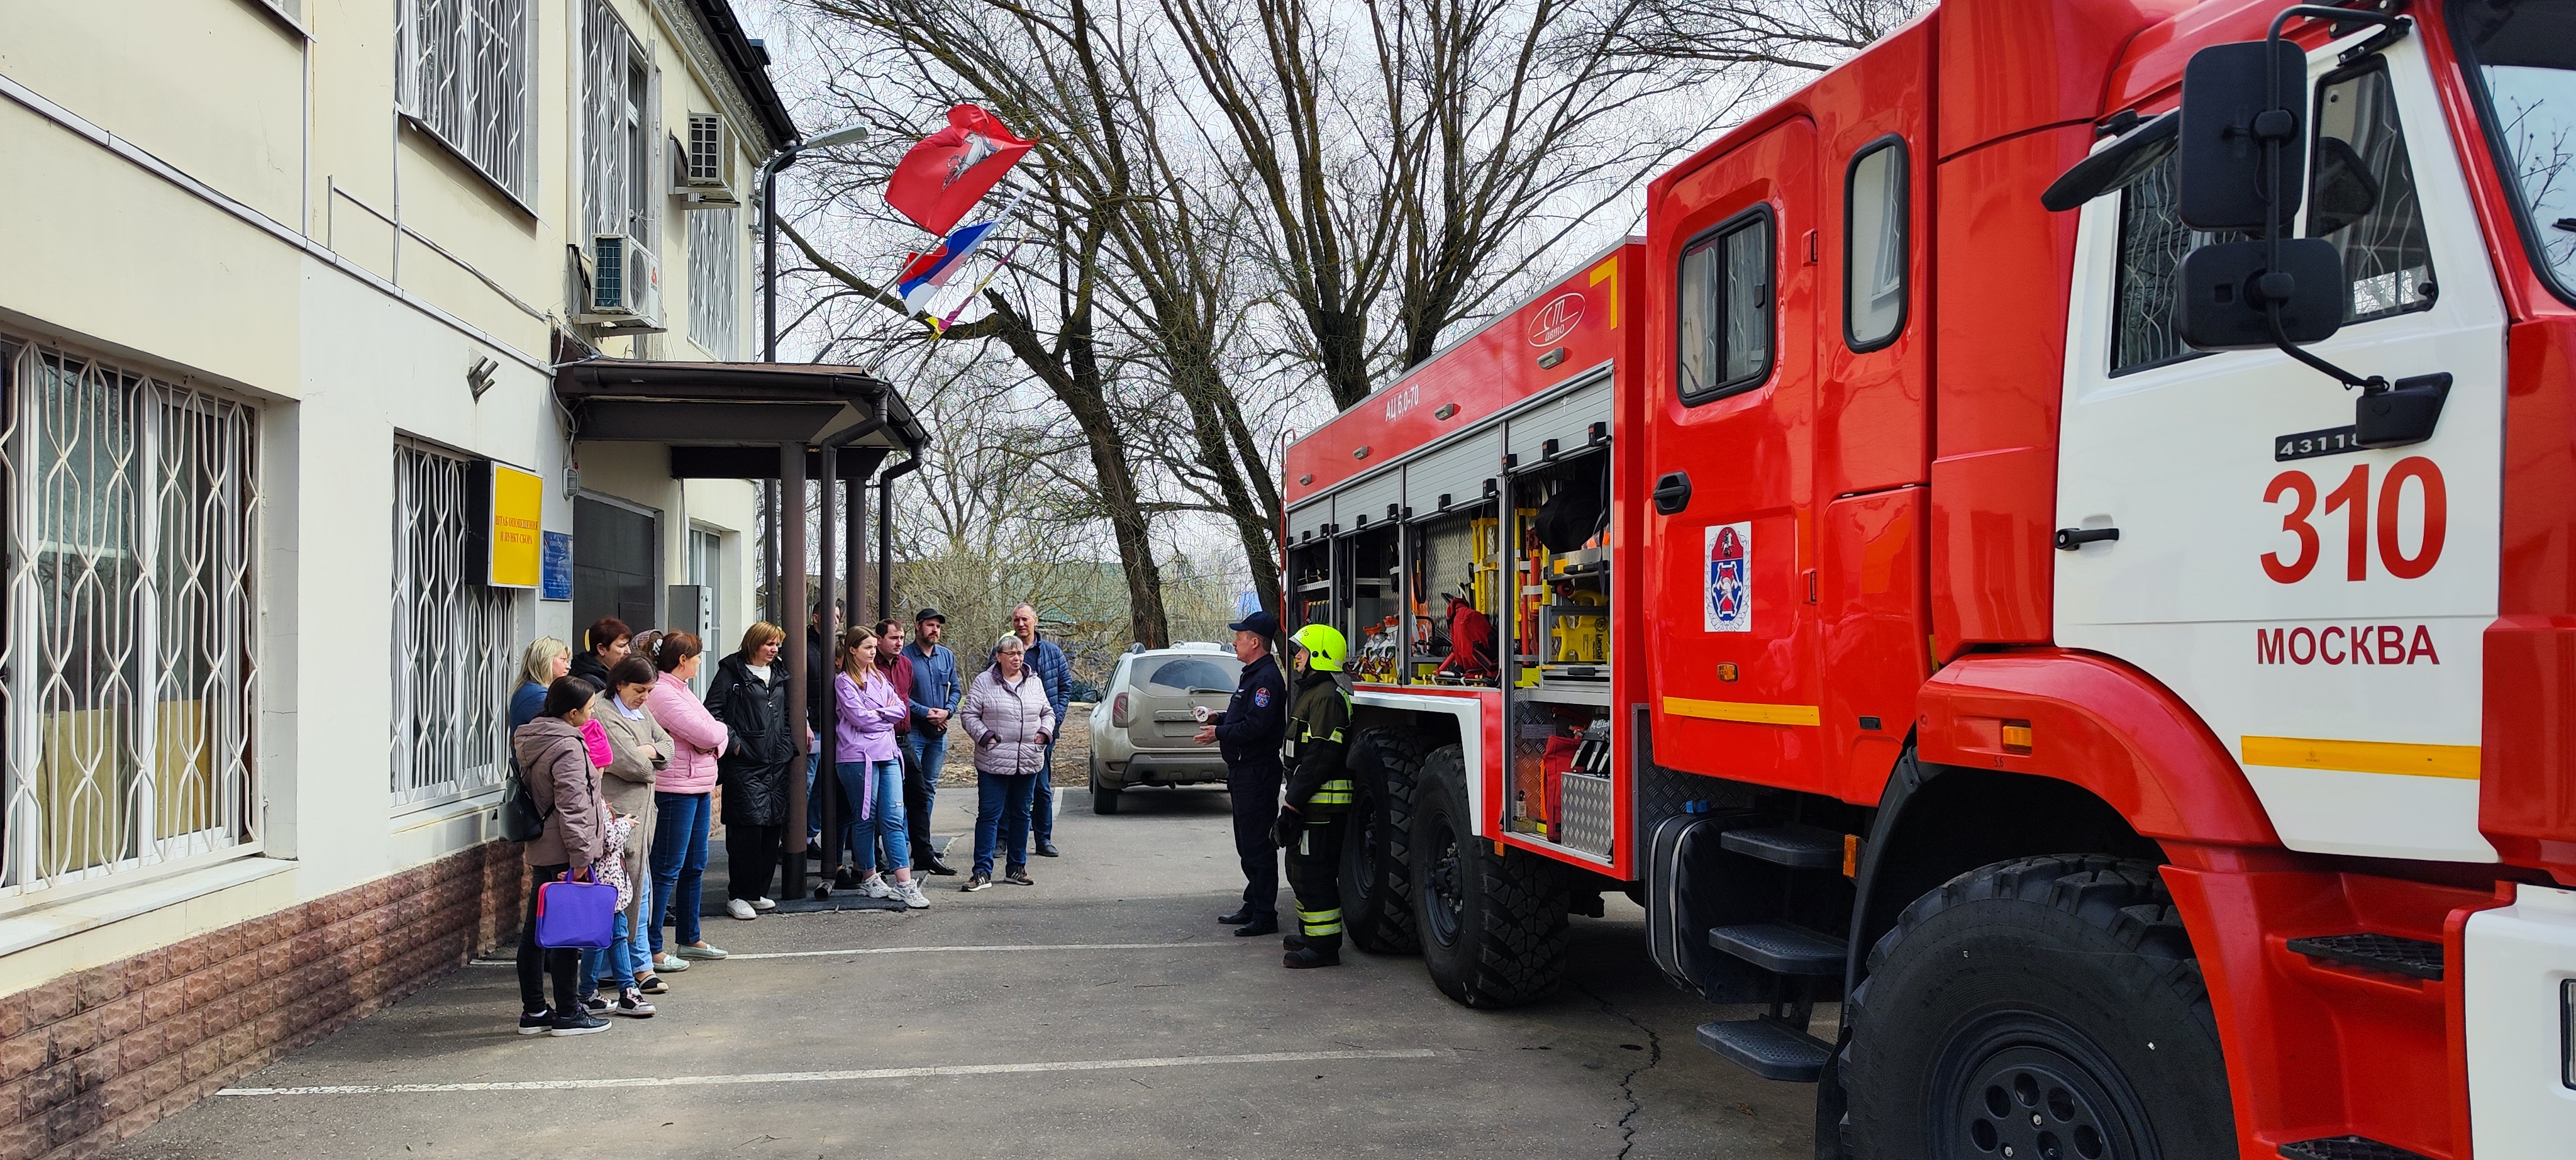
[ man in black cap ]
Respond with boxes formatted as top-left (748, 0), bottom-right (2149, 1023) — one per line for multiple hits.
top-left (900, 607), bottom-right (962, 876)
top-left (1194, 608), bottom-right (1289, 936)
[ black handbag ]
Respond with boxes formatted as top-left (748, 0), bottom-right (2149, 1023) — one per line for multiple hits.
top-left (499, 757), bottom-right (552, 842)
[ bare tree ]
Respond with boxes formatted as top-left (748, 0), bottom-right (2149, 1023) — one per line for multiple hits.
top-left (1613, 0), bottom-right (1928, 72)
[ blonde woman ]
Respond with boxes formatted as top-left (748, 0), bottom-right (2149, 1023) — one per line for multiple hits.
top-left (704, 622), bottom-right (796, 920)
top-left (511, 637), bottom-right (572, 730)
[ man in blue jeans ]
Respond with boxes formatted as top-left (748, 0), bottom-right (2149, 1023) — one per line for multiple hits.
top-left (901, 608), bottom-right (962, 876)
top-left (1011, 603), bottom-right (1072, 859)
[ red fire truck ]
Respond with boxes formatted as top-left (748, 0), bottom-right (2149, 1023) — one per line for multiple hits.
top-left (1275, 1), bottom-right (2576, 1156)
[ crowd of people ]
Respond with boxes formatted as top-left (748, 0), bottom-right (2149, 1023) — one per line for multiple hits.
top-left (507, 604), bottom-right (1080, 1037)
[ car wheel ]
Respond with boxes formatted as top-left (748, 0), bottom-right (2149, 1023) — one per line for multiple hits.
top-left (1089, 756), bottom-right (1121, 814)
top-left (1340, 728), bottom-right (1430, 955)
top-left (1840, 855), bottom-right (2233, 1159)
top-left (1411, 744), bottom-right (1567, 1008)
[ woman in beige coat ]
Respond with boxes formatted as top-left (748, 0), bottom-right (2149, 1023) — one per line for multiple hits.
top-left (589, 656), bottom-right (672, 1005)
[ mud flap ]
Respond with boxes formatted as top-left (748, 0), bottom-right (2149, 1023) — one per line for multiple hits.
top-left (1644, 811), bottom-right (1772, 1001)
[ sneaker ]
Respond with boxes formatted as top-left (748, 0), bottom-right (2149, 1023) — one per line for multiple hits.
top-left (550, 1011), bottom-right (610, 1037)
top-left (752, 896), bottom-right (777, 912)
top-left (1035, 840), bottom-right (1060, 858)
top-left (518, 1009), bottom-right (554, 1035)
top-left (962, 873), bottom-right (992, 892)
top-left (726, 898), bottom-right (757, 921)
top-left (579, 993), bottom-right (609, 1013)
top-left (636, 974), bottom-right (668, 995)
top-left (1005, 867), bottom-right (1034, 886)
top-left (613, 988), bottom-right (657, 1018)
top-left (860, 875), bottom-right (897, 900)
top-left (654, 953), bottom-right (691, 973)
top-left (674, 942), bottom-right (727, 960)
top-left (897, 880), bottom-right (931, 910)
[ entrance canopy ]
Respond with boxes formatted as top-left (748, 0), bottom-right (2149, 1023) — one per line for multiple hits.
top-left (553, 357), bottom-right (930, 474)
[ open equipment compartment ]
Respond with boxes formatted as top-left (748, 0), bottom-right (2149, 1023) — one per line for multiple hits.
top-left (1500, 410), bottom-right (1615, 858)
top-left (1403, 501), bottom-right (1501, 688)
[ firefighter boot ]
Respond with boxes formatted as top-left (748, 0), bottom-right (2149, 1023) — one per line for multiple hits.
top-left (1284, 942), bottom-right (1341, 969)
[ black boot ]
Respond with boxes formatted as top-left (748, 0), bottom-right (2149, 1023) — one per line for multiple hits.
top-left (1218, 908), bottom-right (1256, 925)
top-left (1233, 915), bottom-right (1280, 937)
top-left (1283, 945), bottom-right (1340, 969)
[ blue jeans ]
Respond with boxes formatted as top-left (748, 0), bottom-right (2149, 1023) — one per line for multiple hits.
top-left (650, 791), bottom-right (712, 953)
top-left (579, 911), bottom-right (635, 995)
top-left (804, 751), bottom-right (823, 843)
top-left (904, 727), bottom-right (948, 858)
top-left (974, 773), bottom-right (1036, 876)
top-left (1031, 739), bottom-right (1057, 843)
top-left (626, 877), bottom-right (655, 979)
top-left (836, 759), bottom-right (907, 878)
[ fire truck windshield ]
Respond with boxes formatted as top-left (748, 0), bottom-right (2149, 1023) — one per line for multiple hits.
top-left (2452, 0), bottom-right (2576, 302)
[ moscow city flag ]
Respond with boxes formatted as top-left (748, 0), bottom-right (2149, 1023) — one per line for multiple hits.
top-left (884, 105), bottom-right (1035, 237)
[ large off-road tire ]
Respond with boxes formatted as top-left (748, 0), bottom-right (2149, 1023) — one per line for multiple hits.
top-left (1340, 728), bottom-right (1430, 954)
top-left (1089, 757), bottom-right (1120, 815)
top-left (1840, 855), bottom-right (2235, 1160)
top-left (1411, 744), bottom-right (1568, 1007)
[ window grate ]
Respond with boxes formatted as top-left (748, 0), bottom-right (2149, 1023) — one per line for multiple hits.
top-left (399, 0), bottom-right (532, 203)
top-left (389, 442), bottom-right (518, 809)
top-left (689, 208), bottom-right (741, 359)
top-left (1, 340), bottom-right (260, 895)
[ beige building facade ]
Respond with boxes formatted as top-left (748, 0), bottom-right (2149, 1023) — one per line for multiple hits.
top-left (0, 2), bottom-right (914, 1152)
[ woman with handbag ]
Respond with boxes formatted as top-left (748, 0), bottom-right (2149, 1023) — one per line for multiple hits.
top-left (704, 623), bottom-right (797, 922)
top-left (512, 676), bottom-right (613, 1037)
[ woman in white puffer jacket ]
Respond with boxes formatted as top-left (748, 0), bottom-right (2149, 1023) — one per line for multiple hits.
top-left (957, 634), bottom-right (1054, 891)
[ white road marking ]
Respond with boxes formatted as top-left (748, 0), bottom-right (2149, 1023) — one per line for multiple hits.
top-left (218, 1049), bottom-right (1444, 1096)
top-left (465, 940), bottom-right (1235, 967)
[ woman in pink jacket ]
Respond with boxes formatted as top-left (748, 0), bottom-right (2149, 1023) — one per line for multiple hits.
top-left (645, 632), bottom-right (730, 968)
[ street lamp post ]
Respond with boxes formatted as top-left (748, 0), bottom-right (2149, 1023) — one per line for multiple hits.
top-left (758, 124), bottom-right (869, 363)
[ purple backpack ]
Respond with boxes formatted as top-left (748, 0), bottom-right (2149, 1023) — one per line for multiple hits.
top-left (534, 867), bottom-right (618, 949)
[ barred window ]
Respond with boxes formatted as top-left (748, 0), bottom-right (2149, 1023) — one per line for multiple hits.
top-left (397, 0), bottom-right (533, 204)
top-left (583, 1), bottom-right (657, 242)
top-left (1, 340), bottom-right (260, 896)
top-left (689, 208), bottom-right (741, 359)
top-left (389, 442), bottom-right (519, 809)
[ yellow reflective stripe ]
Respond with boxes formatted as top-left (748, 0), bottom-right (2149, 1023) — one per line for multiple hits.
top-left (1327, 729), bottom-right (1344, 743)
top-left (2240, 735), bottom-right (2482, 779)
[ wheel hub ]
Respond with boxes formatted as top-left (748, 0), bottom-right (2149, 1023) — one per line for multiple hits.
top-left (1423, 819), bottom-right (1464, 946)
top-left (1950, 1043), bottom-right (2135, 1160)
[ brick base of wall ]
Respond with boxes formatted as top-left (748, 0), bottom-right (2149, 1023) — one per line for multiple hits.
top-left (0, 842), bottom-right (526, 1160)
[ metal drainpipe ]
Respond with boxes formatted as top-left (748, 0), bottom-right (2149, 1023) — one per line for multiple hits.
top-left (806, 393), bottom-right (888, 896)
top-left (779, 443), bottom-right (809, 900)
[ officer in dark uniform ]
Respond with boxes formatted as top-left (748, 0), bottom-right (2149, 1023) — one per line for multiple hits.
top-left (1277, 623), bottom-right (1355, 969)
top-left (1196, 609), bottom-right (1289, 937)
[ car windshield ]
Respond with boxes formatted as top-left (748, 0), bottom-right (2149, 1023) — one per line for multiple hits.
top-left (2451, 0), bottom-right (2576, 299)
top-left (1136, 655), bottom-right (1239, 694)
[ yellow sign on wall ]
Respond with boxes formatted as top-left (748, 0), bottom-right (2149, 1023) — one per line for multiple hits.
top-left (482, 460), bottom-right (544, 589)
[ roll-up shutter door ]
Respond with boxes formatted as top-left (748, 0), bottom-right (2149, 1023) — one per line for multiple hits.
top-left (1504, 378), bottom-right (1614, 464)
top-left (1402, 427), bottom-right (1504, 516)
top-left (1339, 469), bottom-right (1403, 530)
top-left (1287, 497), bottom-right (1333, 545)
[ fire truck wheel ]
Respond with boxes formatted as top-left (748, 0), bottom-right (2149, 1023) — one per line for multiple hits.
top-left (1413, 744), bottom-right (1570, 1008)
top-left (1840, 855), bottom-right (2232, 1160)
top-left (1340, 728), bottom-right (1430, 954)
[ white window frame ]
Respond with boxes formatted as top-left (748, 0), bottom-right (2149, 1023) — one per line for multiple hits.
top-left (389, 438), bottom-right (523, 811)
top-left (687, 206), bottom-right (742, 359)
top-left (396, 0), bottom-right (536, 208)
top-left (1, 338), bottom-right (263, 903)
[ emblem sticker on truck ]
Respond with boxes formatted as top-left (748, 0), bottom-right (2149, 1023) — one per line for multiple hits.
top-left (1706, 522), bottom-right (1750, 632)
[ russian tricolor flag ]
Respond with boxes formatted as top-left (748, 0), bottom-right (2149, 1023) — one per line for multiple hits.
top-left (894, 220), bottom-right (1000, 315)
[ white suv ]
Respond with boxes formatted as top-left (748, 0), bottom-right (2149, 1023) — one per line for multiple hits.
top-left (1086, 644), bottom-right (1240, 814)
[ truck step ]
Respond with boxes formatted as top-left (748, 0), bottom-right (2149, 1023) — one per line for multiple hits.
top-left (1716, 824), bottom-right (1846, 870)
top-left (2277, 1136), bottom-right (2435, 1160)
top-left (2284, 933), bottom-right (2445, 981)
top-left (1696, 1018), bottom-right (1831, 1083)
top-left (1710, 922), bottom-right (1847, 975)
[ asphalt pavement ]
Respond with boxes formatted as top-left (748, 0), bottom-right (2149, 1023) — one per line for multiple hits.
top-left (110, 783), bottom-right (1821, 1159)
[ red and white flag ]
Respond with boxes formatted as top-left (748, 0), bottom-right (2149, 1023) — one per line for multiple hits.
top-left (885, 105), bottom-right (1035, 237)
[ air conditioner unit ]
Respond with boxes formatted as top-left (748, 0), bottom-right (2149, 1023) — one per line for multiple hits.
top-left (579, 232), bottom-right (665, 332)
top-left (672, 114), bottom-right (738, 208)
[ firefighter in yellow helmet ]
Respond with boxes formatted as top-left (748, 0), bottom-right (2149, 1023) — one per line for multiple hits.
top-left (1275, 623), bottom-right (1357, 968)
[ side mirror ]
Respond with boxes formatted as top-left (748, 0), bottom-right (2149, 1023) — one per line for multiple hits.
top-left (2178, 238), bottom-right (2346, 350)
top-left (2178, 39), bottom-right (2309, 231)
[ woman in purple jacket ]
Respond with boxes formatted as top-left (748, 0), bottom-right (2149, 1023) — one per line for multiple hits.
top-left (835, 627), bottom-right (929, 909)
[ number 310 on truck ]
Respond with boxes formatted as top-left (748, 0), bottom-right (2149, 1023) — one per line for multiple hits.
top-left (1275, 1), bottom-right (2576, 1156)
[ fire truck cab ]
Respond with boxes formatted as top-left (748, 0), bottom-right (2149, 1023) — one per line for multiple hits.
top-left (1279, 0), bottom-right (2576, 1156)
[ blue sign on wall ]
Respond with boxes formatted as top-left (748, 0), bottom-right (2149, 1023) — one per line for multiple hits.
top-left (541, 532), bottom-right (574, 601)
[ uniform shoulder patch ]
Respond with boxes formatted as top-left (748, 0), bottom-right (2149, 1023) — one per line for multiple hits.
top-left (1253, 687), bottom-right (1272, 708)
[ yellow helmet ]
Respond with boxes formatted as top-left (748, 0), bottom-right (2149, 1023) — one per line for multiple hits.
top-left (1289, 623), bottom-right (1348, 672)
